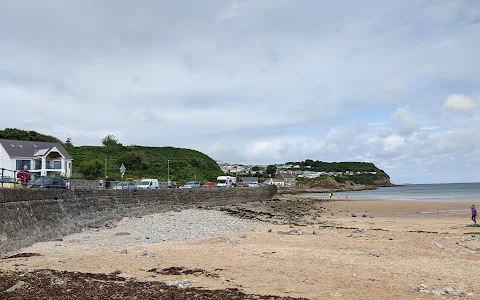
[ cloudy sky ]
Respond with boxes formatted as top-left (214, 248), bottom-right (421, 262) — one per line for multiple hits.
top-left (1, 0), bottom-right (480, 184)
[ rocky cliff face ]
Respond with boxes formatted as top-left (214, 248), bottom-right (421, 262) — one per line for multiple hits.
top-left (372, 173), bottom-right (392, 186)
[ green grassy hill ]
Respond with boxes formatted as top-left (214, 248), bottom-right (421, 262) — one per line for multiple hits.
top-left (0, 128), bottom-right (62, 144)
top-left (0, 128), bottom-right (223, 182)
top-left (285, 159), bottom-right (391, 186)
top-left (67, 145), bottom-right (222, 181)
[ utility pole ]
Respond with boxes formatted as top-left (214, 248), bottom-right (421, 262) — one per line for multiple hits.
top-left (167, 160), bottom-right (170, 181)
top-left (104, 155), bottom-right (107, 178)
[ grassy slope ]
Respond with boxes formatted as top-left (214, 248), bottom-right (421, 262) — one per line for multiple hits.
top-left (285, 160), bottom-right (392, 186)
top-left (67, 145), bottom-right (223, 182)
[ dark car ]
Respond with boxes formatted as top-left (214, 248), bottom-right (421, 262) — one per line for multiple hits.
top-left (30, 177), bottom-right (68, 189)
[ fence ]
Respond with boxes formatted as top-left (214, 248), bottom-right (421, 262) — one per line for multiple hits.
top-left (0, 168), bottom-right (150, 190)
top-left (0, 168), bottom-right (175, 190)
top-left (0, 168), bottom-right (22, 189)
top-left (1, 168), bottom-right (263, 190)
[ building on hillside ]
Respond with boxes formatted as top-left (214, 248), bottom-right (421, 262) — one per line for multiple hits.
top-left (0, 139), bottom-right (73, 178)
top-left (277, 171), bottom-right (297, 186)
top-left (264, 178), bottom-right (285, 187)
top-left (241, 177), bottom-right (258, 185)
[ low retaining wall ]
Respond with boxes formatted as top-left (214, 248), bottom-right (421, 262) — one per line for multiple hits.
top-left (0, 186), bottom-right (277, 255)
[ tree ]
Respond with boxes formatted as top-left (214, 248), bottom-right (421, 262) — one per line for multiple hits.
top-left (251, 165), bottom-right (261, 172)
top-left (65, 137), bottom-right (73, 147)
top-left (118, 151), bottom-right (146, 170)
top-left (78, 160), bottom-right (103, 179)
top-left (0, 128), bottom-right (61, 143)
top-left (265, 165), bottom-right (277, 177)
top-left (101, 134), bottom-right (122, 147)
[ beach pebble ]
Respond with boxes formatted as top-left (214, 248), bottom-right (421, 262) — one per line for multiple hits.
top-left (432, 241), bottom-right (443, 248)
top-left (5, 281), bottom-right (27, 292)
top-left (166, 280), bottom-right (191, 288)
top-left (420, 284), bottom-right (428, 290)
top-left (452, 290), bottom-right (466, 297)
top-left (408, 286), bottom-right (420, 292)
top-left (114, 232), bottom-right (130, 236)
top-left (444, 287), bottom-right (454, 295)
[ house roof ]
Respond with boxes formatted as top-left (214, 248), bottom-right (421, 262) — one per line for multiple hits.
top-left (33, 148), bottom-right (50, 157)
top-left (265, 178), bottom-right (283, 183)
top-left (278, 172), bottom-right (296, 179)
top-left (0, 139), bottom-right (72, 159)
top-left (241, 177), bottom-right (258, 182)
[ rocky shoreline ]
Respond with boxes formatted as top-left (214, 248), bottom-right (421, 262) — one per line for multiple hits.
top-left (276, 184), bottom-right (394, 195)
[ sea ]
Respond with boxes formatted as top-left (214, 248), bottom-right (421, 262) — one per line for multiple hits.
top-left (300, 182), bottom-right (480, 202)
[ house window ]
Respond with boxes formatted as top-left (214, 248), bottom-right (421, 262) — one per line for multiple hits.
top-left (54, 161), bottom-right (62, 169)
top-left (16, 160), bottom-right (31, 170)
top-left (35, 161), bottom-right (42, 170)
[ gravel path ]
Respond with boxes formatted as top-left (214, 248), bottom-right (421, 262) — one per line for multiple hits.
top-left (44, 209), bottom-right (261, 252)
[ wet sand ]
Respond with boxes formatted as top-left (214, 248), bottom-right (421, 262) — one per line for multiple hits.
top-left (1, 197), bottom-right (479, 299)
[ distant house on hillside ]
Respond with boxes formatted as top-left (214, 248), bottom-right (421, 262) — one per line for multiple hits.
top-left (264, 178), bottom-right (285, 187)
top-left (241, 177), bottom-right (258, 184)
top-left (0, 139), bottom-right (73, 178)
top-left (277, 172), bottom-right (297, 186)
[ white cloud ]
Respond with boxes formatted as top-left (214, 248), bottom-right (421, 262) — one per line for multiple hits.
top-left (388, 107), bottom-right (420, 135)
top-left (383, 135), bottom-right (406, 152)
top-left (444, 94), bottom-right (478, 113)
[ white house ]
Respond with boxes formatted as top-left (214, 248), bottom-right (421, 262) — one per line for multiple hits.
top-left (0, 139), bottom-right (73, 178)
top-left (264, 178), bottom-right (285, 187)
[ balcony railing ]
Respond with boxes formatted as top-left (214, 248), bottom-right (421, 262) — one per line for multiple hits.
top-left (33, 162), bottom-right (63, 170)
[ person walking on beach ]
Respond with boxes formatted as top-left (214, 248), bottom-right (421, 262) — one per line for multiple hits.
top-left (472, 205), bottom-right (477, 225)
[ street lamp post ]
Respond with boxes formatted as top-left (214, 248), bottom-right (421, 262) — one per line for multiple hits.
top-left (167, 160), bottom-right (170, 181)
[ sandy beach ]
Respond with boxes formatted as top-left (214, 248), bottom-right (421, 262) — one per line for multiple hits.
top-left (1, 196), bottom-right (479, 299)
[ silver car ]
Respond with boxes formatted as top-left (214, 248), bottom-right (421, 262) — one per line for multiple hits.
top-left (113, 182), bottom-right (137, 190)
top-left (180, 181), bottom-right (201, 188)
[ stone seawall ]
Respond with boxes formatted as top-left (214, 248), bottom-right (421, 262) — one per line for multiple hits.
top-left (0, 186), bottom-right (277, 255)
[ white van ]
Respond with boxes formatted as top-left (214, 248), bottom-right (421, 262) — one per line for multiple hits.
top-left (137, 179), bottom-right (159, 189)
top-left (216, 176), bottom-right (236, 188)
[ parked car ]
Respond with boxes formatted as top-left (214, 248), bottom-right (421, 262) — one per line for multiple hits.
top-left (113, 182), bottom-right (137, 190)
top-left (201, 182), bottom-right (216, 188)
top-left (180, 181), bottom-right (201, 189)
top-left (237, 183), bottom-right (249, 188)
top-left (29, 177), bottom-right (68, 189)
top-left (137, 179), bottom-right (159, 189)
